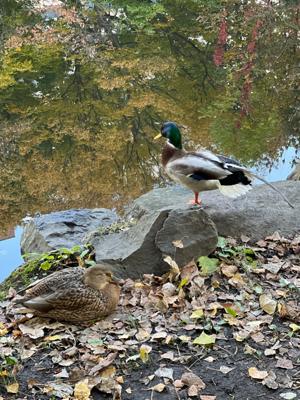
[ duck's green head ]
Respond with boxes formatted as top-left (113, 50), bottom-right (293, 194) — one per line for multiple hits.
top-left (155, 121), bottom-right (182, 149)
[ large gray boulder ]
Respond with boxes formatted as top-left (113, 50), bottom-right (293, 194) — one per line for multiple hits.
top-left (21, 208), bottom-right (119, 254)
top-left (128, 181), bottom-right (300, 241)
top-left (91, 208), bottom-right (218, 278)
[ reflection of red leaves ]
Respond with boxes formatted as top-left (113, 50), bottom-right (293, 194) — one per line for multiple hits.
top-left (236, 18), bottom-right (262, 127)
top-left (213, 16), bottom-right (228, 66)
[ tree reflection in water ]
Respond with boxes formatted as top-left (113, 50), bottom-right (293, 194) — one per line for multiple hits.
top-left (0, 0), bottom-right (298, 234)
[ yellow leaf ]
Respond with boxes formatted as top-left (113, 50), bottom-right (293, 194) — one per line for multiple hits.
top-left (259, 294), bottom-right (277, 315)
top-left (190, 309), bottom-right (204, 319)
top-left (6, 382), bottom-right (19, 394)
top-left (0, 370), bottom-right (9, 377)
top-left (193, 332), bottom-right (216, 346)
top-left (289, 323), bottom-right (300, 333)
top-left (74, 379), bottom-right (90, 400)
top-left (139, 344), bottom-right (152, 363)
top-left (248, 367), bottom-right (268, 380)
top-left (44, 335), bottom-right (61, 341)
top-left (0, 323), bottom-right (8, 337)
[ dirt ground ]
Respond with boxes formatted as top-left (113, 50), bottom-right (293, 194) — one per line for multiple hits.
top-left (0, 233), bottom-right (299, 400)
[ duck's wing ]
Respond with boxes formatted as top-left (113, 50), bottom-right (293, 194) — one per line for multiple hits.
top-left (168, 149), bottom-right (236, 180)
top-left (16, 268), bottom-right (84, 302)
top-left (20, 286), bottom-right (94, 313)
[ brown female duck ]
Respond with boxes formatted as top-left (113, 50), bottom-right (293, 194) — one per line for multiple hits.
top-left (14, 264), bottom-right (120, 323)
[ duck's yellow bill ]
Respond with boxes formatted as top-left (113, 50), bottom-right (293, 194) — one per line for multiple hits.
top-left (154, 133), bottom-right (162, 140)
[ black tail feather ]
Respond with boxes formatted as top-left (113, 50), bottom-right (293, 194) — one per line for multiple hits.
top-left (219, 171), bottom-right (251, 186)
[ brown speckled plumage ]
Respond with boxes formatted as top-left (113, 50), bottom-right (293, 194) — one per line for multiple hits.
top-left (15, 265), bottom-right (120, 323)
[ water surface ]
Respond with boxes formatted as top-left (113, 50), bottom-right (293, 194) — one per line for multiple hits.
top-left (0, 0), bottom-right (299, 279)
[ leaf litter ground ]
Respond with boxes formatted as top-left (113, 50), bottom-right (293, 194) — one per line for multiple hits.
top-left (0, 233), bottom-right (299, 400)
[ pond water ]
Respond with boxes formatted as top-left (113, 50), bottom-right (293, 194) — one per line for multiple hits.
top-left (0, 1), bottom-right (299, 281)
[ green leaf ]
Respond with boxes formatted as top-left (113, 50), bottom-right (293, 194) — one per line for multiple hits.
top-left (178, 278), bottom-right (188, 289)
top-left (217, 236), bottom-right (227, 249)
top-left (243, 248), bottom-right (256, 257)
top-left (87, 338), bottom-right (103, 346)
top-left (198, 256), bottom-right (219, 276)
top-left (71, 245), bottom-right (82, 253)
top-left (5, 356), bottom-right (18, 365)
top-left (190, 309), bottom-right (204, 319)
top-left (40, 261), bottom-right (52, 270)
top-left (193, 332), bottom-right (216, 346)
top-left (224, 307), bottom-right (238, 317)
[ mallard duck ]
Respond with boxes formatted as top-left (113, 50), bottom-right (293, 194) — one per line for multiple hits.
top-left (155, 121), bottom-right (294, 207)
top-left (14, 264), bottom-right (120, 323)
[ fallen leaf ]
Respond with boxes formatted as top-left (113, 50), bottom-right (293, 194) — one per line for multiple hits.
top-left (74, 379), bottom-right (90, 400)
top-left (181, 372), bottom-right (205, 390)
top-left (54, 368), bottom-right (69, 378)
top-left (264, 348), bottom-right (276, 356)
top-left (135, 328), bottom-right (151, 341)
top-left (139, 344), bottom-right (152, 363)
top-left (89, 353), bottom-right (117, 376)
top-left (193, 332), bottom-right (216, 346)
top-left (188, 384), bottom-right (199, 397)
top-left (174, 379), bottom-right (184, 389)
top-left (219, 366), bottom-right (234, 374)
top-left (172, 240), bottom-right (184, 248)
top-left (19, 323), bottom-right (44, 339)
top-left (263, 262), bottom-right (283, 274)
top-left (259, 294), bottom-right (277, 315)
top-left (200, 396), bottom-right (216, 400)
top-left (198, 256), bottom-right (219, 275)
top-left (289, 323), bottom-right (300, 332)
top-left (151, 383), bottom-right (165, 393)
top-left (275, 357), bottom-right (293, 370)
top-left (279, 393), bottom-right (297, 400)
top-left (190, 309), bottom-right (204, 319)
top-left (155, 367), bottom-right (174, 381)
top-left (220, 264), bottom-right (237, 278)
top-left (248, 367), bottom-right (268, 380)
top-left (160, 351), bottom-right (175, 361)
top-left (204, 356), bottom-right (215, 363)
top-left (6, 382), bottom-right (19, 394)
top-left (262, 370), bottom-right (278, 390)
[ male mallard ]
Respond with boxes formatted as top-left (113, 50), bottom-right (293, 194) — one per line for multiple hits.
top-left (155, 121), bottom-right (294, 207)
top-left (14, 264), bottom-right (120, 323)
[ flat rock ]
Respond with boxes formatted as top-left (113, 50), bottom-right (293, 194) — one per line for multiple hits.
top-left (128, 181), bottom-right (300, 241)
top-left (21, 208), bottom-right (119, 254)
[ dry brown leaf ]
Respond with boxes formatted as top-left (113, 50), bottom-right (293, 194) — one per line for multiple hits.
top-left (248, 367), bottom-right (268, 380)
top-left (89, 352), bottom-right (117, 376)
top-left (181, 372), bottom-right (205, 390)
top-left (174, 379), bottom-right (184, 389)
top-left (259, 294), bottom-right (277, 315)
top-left (172, 239), bottom-right (184, 248)
top-left (221, 264), bottom-right (238, 278)
top-left (151, 383), bottom-right (165, 392)
top-left (188, 384), bottom-right (199, 397)
top-left (275, 357), bottom-right (294, 370)
top-left (278, 301), bottom-right (300, 323)
top-left (19, 323), bottom-right (44, 339)
top-left (262, 370), bottom-right (278, 390)
top-left (6, 382), bottom-right (19, 394)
